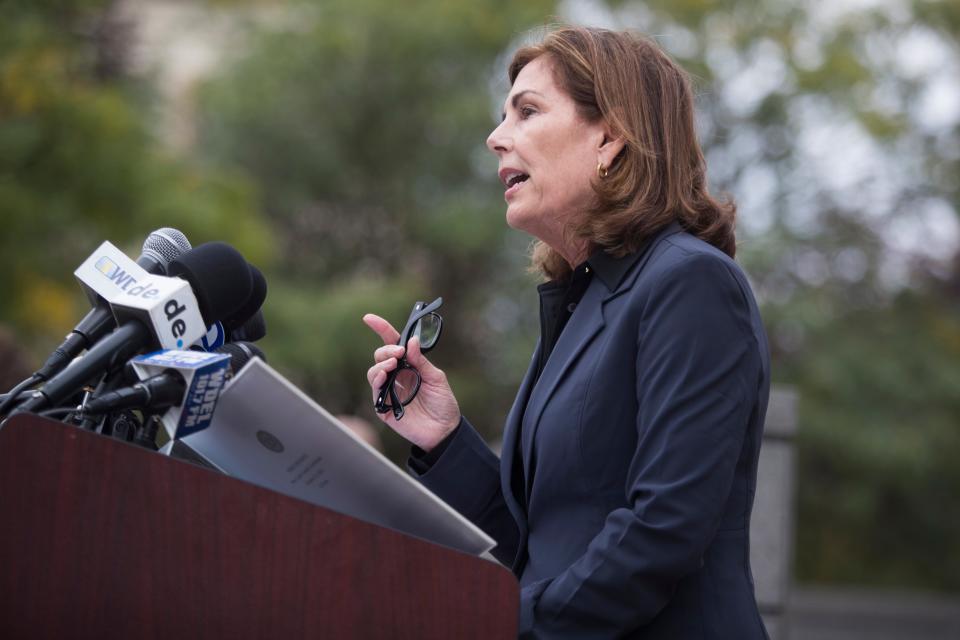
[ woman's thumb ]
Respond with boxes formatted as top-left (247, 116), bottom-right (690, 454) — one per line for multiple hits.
top-left (405, 337), bottom-right (443, 380)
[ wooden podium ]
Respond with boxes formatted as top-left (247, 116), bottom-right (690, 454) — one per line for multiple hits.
top-left (0, 415), bottom-right (519, 639)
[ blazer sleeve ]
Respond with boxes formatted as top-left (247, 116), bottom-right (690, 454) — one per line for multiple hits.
top-left (410, 416), bottom-right (521, 566)
top-left (521, 252), bottom-right (764, 637)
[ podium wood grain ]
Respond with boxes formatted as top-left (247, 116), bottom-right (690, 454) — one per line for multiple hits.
top-left (0, 415), bottom-right (518, 639)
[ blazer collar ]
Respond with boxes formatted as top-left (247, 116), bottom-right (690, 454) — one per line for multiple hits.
top-left (587, 221), bottom-right (683, 294)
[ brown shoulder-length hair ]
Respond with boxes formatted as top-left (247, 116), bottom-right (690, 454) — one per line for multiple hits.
top-left (509, 26), bottom-right (736, 280)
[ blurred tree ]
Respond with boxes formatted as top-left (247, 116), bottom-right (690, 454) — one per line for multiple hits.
top-left (199, 0), bottom-right (960, 590)
top-left (785, 283), bottom-right (960, 590)
top-left (195, 0), bottom-right (960, 590)
top-left (0, 0), bottom-right (274, 353)
top-left (595, 0), bottom-right (960, 590)
top-left (196, 0), bottom-right (555, 458)
top-left (6, 0), bottom-right (957, 594)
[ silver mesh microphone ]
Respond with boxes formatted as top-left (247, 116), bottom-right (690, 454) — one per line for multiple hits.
top-left (140, 228), bottom-right (192, 273)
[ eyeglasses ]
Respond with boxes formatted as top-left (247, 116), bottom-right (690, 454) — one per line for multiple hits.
top-left (374, 297), bottom-right (443, 420)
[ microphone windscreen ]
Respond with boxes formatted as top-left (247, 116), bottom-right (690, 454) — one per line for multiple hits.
top-left (229, 309), bottom-right (266, 342)
top-left (167, 242), bottom-right (253, 324)
top-left (223, 265), bottom-right (267, 331)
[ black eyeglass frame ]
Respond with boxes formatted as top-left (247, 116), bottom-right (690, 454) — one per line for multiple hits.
top-left (374, 297), bottom-right (443, 420)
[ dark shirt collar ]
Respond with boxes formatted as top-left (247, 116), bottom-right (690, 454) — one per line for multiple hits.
top-left (538, 223), bottom-right (677, 293)
top-left (586, 222), bottom-right (682, 291)
top-left (586, 243), bottom-right (646, 292)
top-left (535, 246), bottom-right (641, 294)
top-left (537, 259), bottom-right (592, 294)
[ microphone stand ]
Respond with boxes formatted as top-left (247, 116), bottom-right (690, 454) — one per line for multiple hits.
top-left (133, 414), bottom-right (161, 451)
top-left (106, 410), bottom-right (141, 442)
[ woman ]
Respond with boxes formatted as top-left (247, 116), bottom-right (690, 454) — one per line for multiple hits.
top-left (364, 26), bottom-right (770, 639)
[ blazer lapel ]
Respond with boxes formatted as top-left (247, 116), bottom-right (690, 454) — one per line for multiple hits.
top-left (518, 222), bottom-right (684, 497)
top-left (521, 279), bottom-right (607, 488)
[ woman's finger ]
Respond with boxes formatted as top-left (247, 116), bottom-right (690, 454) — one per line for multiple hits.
top-left (366, 357), bottom-right (398, 387)
top-left (370, 368), bottom-right (386, 390)
top-left (363, 314), bottom-right (401, 345)
top-left (374, 344), bottom-right (405, 363)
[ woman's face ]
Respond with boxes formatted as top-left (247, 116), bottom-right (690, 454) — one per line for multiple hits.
top-left (486, 56), bottom-right (608, 247)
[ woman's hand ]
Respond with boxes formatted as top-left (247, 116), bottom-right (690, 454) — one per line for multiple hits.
top-left (363, 313), bottom-right (461, 452)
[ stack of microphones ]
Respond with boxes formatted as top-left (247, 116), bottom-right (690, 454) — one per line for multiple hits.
top-left (0, 228), bottom-right (268, 451)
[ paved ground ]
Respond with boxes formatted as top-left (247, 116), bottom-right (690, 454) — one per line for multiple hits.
top-left (768, 586), bottom-right (960, 640)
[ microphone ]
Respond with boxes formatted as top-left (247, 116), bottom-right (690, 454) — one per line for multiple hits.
top-left (85, 342), bottom-right (266, 441)
top-left (10, 243), bottom-right (253, 416)
top-left (138, 228), bottom-right (192, 274)
top-left (216, 341), bottom-right (266, 372)
top-left (35, 229), bottom-right (192, 382)
top-left (84, 371), bottom-right (187, 415)
top-left (167, 242), bottom-right (253, 323)
top-left (195, 264), bottom-right (267, 351)
top-left (84, 342), bottom-right (265, 415)
top-left (224, 265), bottom-right (267, 338)
top-left (227, 310), bottom-right (266, 343)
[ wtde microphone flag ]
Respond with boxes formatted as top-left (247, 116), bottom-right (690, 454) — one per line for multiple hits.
top-left (74, 241), bottom-right (207, 350)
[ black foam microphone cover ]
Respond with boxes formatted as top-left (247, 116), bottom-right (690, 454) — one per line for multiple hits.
top-left (223, 265), bottom-right (267, 332)
top-left (228, 310), bottom-right (266, 342)
top-left (167, 242), bottom-right (253, 324)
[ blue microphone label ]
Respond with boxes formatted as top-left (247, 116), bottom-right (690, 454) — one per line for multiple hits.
top-left (136, 350), bottom-right (227, 370)
top-left (198, 321), bottom-right (226, 351)
top-left (181, 365), bottom-right (229, 435)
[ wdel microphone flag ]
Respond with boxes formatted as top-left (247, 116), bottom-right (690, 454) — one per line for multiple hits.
top-left (129, 350), bottom-right (231, 440)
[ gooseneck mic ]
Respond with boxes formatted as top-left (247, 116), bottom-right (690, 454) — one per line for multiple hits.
top-left (11, 242), bottom-right (253, 416)
top-left (35, 228), bottom-right (192, 382)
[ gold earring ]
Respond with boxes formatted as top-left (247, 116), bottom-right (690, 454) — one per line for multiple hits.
top-left (597, 162), bottom-right (608, 179)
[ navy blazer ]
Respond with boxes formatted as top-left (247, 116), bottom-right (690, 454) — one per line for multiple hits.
top-left (416, 223), bottom-right (771, 639)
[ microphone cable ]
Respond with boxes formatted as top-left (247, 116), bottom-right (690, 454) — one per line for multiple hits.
top-left (0, 374), bottom-right (42, 418)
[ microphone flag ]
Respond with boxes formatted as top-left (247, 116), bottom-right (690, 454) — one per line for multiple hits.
top-left (74, 241), bottom-right (206, 350)
top-left (130, 350), bottom-right (230, 440)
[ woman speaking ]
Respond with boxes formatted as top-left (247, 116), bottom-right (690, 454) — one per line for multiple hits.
top-left (364, 26), bottom-right (770, 639)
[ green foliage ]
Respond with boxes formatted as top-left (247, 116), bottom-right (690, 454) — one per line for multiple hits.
top-left (0, 0), bottom-right (274, 348)
top-left (587, 0), bottom-right (960, 591)
top-left (3, 0), bottom-right (959, 595)
top-left (196, 0), bottom-right (554, 447)
top-left (788, 289), bottom-right (960, 590)
top-left (264, 276), bottom-right (419, 408)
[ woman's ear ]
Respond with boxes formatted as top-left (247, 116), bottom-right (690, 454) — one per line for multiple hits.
top-left (598, 133), bottom-right (626, 170)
